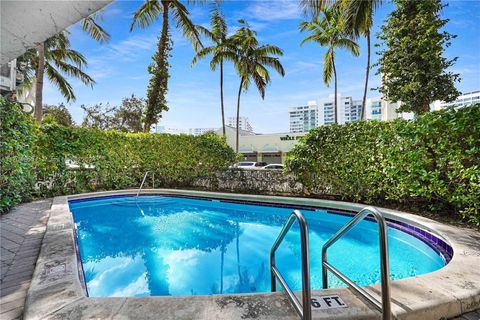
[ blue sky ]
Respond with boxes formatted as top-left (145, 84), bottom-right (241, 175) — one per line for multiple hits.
top-left (43, 0), bottom-right (480, 133)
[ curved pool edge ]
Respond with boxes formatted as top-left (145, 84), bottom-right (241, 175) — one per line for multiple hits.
top-left (24, 189), bottom-right (480, 320)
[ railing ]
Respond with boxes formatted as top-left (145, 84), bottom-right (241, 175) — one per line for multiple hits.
top-left (322, 206), bottom-right (392, 320)
top-left (136, 171), bottom-right (155, 198)
top-left (270, 210), bottom-right (312, 320)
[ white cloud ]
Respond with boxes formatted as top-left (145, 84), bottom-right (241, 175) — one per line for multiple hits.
top-left (103, 33), bottom-right (158, 62)
top-left (288, 60), bottom-right (323, 75)
top-left (244, 0), bottom-right (302, 22)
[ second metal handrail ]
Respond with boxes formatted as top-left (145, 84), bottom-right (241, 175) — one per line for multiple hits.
top-left (270, 210), bottom-right (312, 320)
top-left (322, 206), bottom-right (392, 320)
top-left (136, 171), bottom-right (155, 198)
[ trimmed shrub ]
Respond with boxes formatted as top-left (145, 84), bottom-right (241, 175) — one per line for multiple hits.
top-left (286, 104), bottom-right (480, 225)
top-left (33, 125), bottom-right (237, 197)
top-left (0, 97), bottom-right (36, 213)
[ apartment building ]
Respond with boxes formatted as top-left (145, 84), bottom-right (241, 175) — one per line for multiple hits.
top-left (289, 95), bottom-right (365, 132)
top-left (431, 91), bottom-right (480, 110)
top-left (188, 127), bottom-right (218, 136)
top-left (227, 116), bottom-right (253, 132)
top-left (288, 101), bottom-right (318, 133)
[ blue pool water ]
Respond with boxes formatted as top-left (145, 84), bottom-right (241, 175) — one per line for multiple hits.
top-left (70, 195), bottom-right (446, 297)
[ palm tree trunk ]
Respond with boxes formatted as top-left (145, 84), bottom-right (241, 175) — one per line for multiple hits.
top-left (220, 60), bottom-right (226, 137)
top-left (361, 30), bottom-right (371, 121)
top-left (332, 54), bottom-right (338, 124)
top-left (34, 42), bottom-right (45, 124)
top-left (143, 2), bottom-right (169, 133)
top-left (235, 77), bottom-right (244, 153)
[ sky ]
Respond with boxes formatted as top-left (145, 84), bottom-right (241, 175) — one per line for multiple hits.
top-left (43, 0), bottom-right (480, 133)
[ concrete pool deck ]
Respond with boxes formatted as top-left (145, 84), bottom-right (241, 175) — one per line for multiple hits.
top-left (15, 189), bottom-right (480, 319)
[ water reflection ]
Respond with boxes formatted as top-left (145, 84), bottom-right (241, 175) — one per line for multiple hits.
top-left (71, 196), bottom-right (445, 297)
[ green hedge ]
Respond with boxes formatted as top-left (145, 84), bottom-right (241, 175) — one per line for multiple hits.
top-left (33, 125), bottom-right (237, 197)
top-left (286, 104), bottom-right (480, 225)
top-left (0, 97), bottom-right (36, 213)
top-left (0, 98), bottom-right (236, 213)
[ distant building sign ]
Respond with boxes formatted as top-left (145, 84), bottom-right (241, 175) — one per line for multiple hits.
top-left (280, 135), bottom-right (304, 141)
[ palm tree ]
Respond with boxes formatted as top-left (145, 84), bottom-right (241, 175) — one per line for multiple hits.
top-left (18, 13), bottom-right (110, 124)
top-left (230, 21), bottom-right (285, 152)
top-left (131, 0), bottom-right (202, 133)
top-left (342, 0), bottom-right (382, 120)
top-left (300, 7), bottom-right (359, 124)
top-left (18, 31), bottom-right (96, 123)
top-left (192, 6), bottom-right (234, 137)
top-left (299, 0), bottom-right (332, 17)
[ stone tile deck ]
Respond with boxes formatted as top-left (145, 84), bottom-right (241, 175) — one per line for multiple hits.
top-left (0, 199), bottom-right (51, 320)
top-left (452, 309), bottom-right (480, 320)
top-left (0, 196), bottom-right (478, 319)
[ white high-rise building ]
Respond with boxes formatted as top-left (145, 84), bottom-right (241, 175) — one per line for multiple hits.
top-left (289, 95), bottom-right (364, 132)
top-left (365, 97), bottom-right (382, 121)
top-left (154, 125), bottom-right (188, 135)
top-left (227, 116), bottom-right (253, 132)
top-left (188, 127), bottom-right (218, 136)
top-left (288, 100), bottom-right (318, 133)
top-left (351, 100), bottom-right (363, 122)
top-left (288, 94), bottom-right (421, 132)
top-left (431, 91), bottom-right (480, 110)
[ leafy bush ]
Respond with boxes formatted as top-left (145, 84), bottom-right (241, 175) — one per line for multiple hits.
top-left (286, 104), bottom-right (480, 225)
top-left (0, 97), bottom-right (36, 213)
top-left (33, 127), bottom-right (236, 197)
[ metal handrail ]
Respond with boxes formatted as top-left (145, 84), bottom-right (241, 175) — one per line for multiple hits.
top-left (270, 210), bottom-right (312, 320)
top-left (136, 171), bottom-right (155, 198)
top-left (322, 206), bottom-right (391, 320)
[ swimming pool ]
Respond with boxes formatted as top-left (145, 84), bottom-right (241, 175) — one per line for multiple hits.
top-left (69, 195), bottom-right (448, 298)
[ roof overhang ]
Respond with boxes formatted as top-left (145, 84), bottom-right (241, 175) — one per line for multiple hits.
top-left (1, 0), bottom-right (113, 64)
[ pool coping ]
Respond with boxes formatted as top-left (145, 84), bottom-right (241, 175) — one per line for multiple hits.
top-left (24, 189), bottom-right (480, 320)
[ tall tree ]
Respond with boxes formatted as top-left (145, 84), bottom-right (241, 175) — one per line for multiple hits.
top-left (42, 103), bottom-right (74, 126)
top-left (81, 94), bottom-right (146, 132)
top-left (112, 94), bottom-right (146, 133)
top-left (18, 13), bottom-right (109, 124)
top-left (192, 6), bottom-right (234, 137)
top-left (376, 0), bottom-right (460, 115)
top-left (231, 21), bottom-right (285, 152)
top-left (131, 0), bottom-right (202, 133)
top-left (18, 31), bottom-right (96, 123)
top-left (81, 103), bottom-right (116, 130)
top-left (342, 0), bottom-right (382, 120)
top-left (300, 7), bottom-right (359, 124)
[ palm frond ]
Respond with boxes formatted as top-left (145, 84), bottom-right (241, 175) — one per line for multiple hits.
top-left (300, 33), bottom-right (321, 46)
top-left (323, 49), bottom-right (334, 86)
top-left (45, 62), bottom-right (76, 101)
top-left (255, 63), bottom-right (271, 84)
top-left (82, 15), bottom-right (110, 43)
top-left (52, 60), bottom-right (95, 87)
top-left (256, 45), bottom-right (283, 57)
top-left (252, 73), bottom-right (266, 99)
top-left (335, 38), bottom-right (360, 56)
top-left (210, 6), bottom-right (227, 39)
top-left (300, 0), bottom-right (333, 17)
top-left (342, 0), bottom-right (380, 35)
top-left (62, 49), bottom-right (88, 68)
top-left (191, 46), bottom-right (214, 66)
top-left (130, 0), bottom-right (163, 31)
top-left (256, 56), bottom-right (285, 76)
top-left (171, 0), bottom-right (203, 52)
top-left (195, 25), bottom-right (215, 42)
